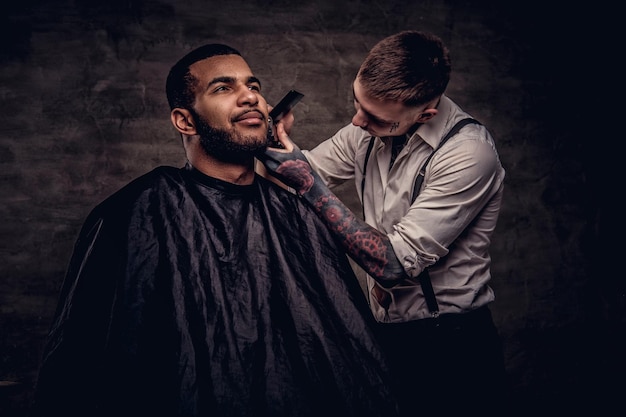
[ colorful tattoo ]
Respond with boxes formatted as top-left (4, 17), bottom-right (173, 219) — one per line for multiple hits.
top-left (276, 160), bottom-right (314, 194)
top-left (346, 229), bottom-right (387, 277)
top-left (313, 194), bottom-right (387, 277)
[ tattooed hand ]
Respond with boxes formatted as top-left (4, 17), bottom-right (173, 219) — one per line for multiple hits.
top-left (258, 123), bottom-right (316, 195)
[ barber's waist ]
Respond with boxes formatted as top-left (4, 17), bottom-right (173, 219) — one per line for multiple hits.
top-left (375, 305), bottom-right (493, 331)
top-left (368, 277), bottom-right (496, 323)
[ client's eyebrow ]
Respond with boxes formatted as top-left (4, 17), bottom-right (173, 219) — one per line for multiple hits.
top-left (207, 75), bottom-right (262, 88)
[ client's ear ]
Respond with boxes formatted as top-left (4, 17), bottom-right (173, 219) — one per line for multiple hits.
top-left (171, 108), bottom-right (197, 135)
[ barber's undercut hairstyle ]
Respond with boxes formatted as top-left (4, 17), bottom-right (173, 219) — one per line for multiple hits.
top-left (358, 30), bottom-right (451, 107)
top-left (166, 44), bottom-right (242, 111)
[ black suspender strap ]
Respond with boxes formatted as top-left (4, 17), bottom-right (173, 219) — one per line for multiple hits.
top-left (415, 118), bottom-right (480, 316)
top-left (361, 117), bottom-right (481, 316)
top-left (360, 118), bottom-right (480, 211)
top-left (411, 118), bottom-right (479, 202)
top-left (417, 270), bottom-right (439, 316)
top-left (360, 137), bottom-right (377, 219)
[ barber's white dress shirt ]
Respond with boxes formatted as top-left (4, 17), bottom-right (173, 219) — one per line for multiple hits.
top-left (304, 95), bottom-right (506, 323)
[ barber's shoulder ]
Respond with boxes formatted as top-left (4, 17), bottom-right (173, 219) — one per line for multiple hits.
top-left (436, 121), bottom-right (499, 164)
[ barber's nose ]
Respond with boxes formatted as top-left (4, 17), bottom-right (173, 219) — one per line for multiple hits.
top-left (352, 111), bottom-right (368, 128)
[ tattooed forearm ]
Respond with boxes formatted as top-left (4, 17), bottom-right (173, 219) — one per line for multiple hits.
top-left (263, 149), bottom-right (405, 285)
top-left (275, 159), bottom-right (315, 194)
top-left (312, 193), bottom-right (403, 283)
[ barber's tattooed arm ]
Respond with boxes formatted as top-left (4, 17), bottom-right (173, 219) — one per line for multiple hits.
top-left (258, 126), bottom-right (406, 287)
top-left (307, 190), bottom-right (406, 286)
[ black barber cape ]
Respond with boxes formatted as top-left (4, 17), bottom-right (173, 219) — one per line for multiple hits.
top-left (31, 165), bottom-right (398, 417)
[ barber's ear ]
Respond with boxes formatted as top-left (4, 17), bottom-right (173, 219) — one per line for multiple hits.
top-left (171, 108), bottom-right (197, 135)
top-left (417, 108), bottom-right (438, 123)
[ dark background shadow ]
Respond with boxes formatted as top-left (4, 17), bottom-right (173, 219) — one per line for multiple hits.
top-left (1, 1), bottom-right (621, 415)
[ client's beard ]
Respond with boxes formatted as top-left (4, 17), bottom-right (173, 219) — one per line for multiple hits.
top-left (192, 110), bottom-right (270, 165)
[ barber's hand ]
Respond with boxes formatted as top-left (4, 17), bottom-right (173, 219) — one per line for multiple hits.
top-left (279, 110), bottom-right (294, 136)
top-left (258, 123), bottom-right (316, 195)
top-left (266, 105), bottom-right (295, 136)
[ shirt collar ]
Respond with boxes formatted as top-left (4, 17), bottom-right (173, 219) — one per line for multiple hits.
top-left (407, 95), bottom-right (452, 150)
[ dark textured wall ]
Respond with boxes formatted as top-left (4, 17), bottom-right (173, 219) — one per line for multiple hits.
top-left (0, 0), bottom-right (620, 415)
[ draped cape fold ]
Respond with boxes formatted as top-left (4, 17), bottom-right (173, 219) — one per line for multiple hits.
top-left (32, 165), bottom-right (398, 417)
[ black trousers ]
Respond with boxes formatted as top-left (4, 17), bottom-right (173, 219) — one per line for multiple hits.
top-left (374, 306), bottom-right (509, 417)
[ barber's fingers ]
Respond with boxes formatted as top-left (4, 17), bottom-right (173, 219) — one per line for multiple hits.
top-left (275, 123), bottom-right (301, 152)
top-left (279, 111), bottom-right (295, 135)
